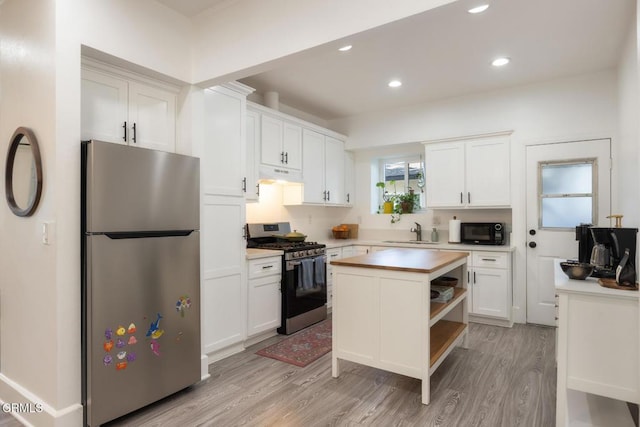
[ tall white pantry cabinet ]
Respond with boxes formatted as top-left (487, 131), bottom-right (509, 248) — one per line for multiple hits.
top-left (201, 82), bottom-right (255, 361)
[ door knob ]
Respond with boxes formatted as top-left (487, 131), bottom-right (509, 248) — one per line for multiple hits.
top-left (529, 241), bottom-right (537, 248)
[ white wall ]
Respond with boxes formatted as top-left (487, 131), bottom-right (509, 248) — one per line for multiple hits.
top-left (329, 70), bottom-right (619, 324)
top-left (617, 16), bottom-right (640, 228)
top-left (0, 1), bottom-right (74, 426)
top-left (191, 0), bottom-right (455, 85)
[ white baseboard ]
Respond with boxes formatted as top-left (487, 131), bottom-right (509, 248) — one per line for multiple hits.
top-left (206, 343), bottom-right (245, 364)
top-left (0, 374), bottom-right (83, 427)
top-left (469, 314), bottom-right (513, 328)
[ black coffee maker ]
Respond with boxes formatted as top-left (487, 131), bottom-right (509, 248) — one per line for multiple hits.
top-left (575, 224), bottom-right (638, 278)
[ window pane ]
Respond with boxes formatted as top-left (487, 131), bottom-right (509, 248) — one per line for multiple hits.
top-left (384, 161), bottom-right (405, 182)
top-left (541, 163), bottom-right (592, 194)
top-left (541, 197), bottom-right (592, 228)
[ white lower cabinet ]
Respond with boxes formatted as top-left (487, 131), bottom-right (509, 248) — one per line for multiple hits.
top-left (467, 251), bottom-right (512, 326)
top-left (247, 256), bottom-right (282, 336)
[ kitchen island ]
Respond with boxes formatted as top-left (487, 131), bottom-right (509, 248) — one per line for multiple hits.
top-left (330, 248), bottom-right (469, 405)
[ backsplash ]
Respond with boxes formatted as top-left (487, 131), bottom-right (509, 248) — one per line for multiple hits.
top-left (246, 183), bottom-right (512, 243)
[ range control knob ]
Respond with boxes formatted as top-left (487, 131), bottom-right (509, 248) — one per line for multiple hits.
top-left (495, 223), bottom-right (503, 231)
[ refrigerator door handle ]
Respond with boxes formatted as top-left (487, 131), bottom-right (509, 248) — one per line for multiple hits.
top-left (103, 230), bottom-right (194, 239)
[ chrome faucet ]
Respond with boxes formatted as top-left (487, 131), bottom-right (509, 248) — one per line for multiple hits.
top-left (410, 222), bottom-right (422, 241)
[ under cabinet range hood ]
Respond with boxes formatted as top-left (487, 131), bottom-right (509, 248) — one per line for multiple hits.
top-left (259, 163), bottom-right (302, 183)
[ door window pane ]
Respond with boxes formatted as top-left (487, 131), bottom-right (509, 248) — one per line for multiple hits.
top-left (539, 160), bottom-right (596, 229)
top-left (541, 197), bottom-right (593, 228)
top-left (542, 163), bottom-right (592, 194)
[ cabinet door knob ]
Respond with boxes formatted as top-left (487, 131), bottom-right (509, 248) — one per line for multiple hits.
top-left (528, 241), bottom-right (537, 248)
top-left (122, 121), bottom-right (127, 141)
top-left (468, 192), bottom-right (471, 204)
top-left (327, 190), bottom-right (330, 201)
top-left (347, 193), bottom-right (350, 203)
top-left (460, 192), bottom-right (463, 204)
top-left (242, 177), bottom-right (247, 192)
top-left (280, 151), bottom-right (284, 163)
top-left (284, 152), bottom-right (288, 164)
top-left (132, 123), bottom-right (137, 143)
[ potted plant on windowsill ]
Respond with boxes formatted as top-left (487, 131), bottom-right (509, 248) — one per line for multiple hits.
top-left (376, 181), bottom-right (394, 214)
top-left (397, 189), bottom-right (419, 214)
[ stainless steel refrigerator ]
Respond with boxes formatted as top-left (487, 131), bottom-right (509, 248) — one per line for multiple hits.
top-left (81, 140), bottom-right (201, 426)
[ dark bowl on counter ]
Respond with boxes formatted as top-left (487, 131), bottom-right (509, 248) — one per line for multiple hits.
top-left (560, 261), bottom-right (594, 280)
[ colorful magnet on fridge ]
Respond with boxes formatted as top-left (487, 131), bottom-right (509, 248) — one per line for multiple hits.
top-left (151, 329), bottom-right (164, 339)
top-left (127, 323), bottom-right (137, 334)
top-left (128, 336), bottom-right (137, 345)
top-left (176, 331), bottom-right (183, 342)
top-left (116, 361), bottom-right (127, 371)
top-left (150, 339), bottom-right (160, 356)
top-left (176, 296), bottom-right (192, 317)
top-left (103, 355), bottom-right (113, 366)
top-left (117, 351), bottom-right (126, 360)
top-left (116, 338), bottom-right (126, 348)
top-left (103, 340), bottom-right (114, 352)
top-left (105, 328), bottom-right (113, 340)
top-left (116, 326), bottom-right (126, 336)
top-left (146, 313), bottom-right (162, 337)
top-left (126, 352), bottom-right (137, 362)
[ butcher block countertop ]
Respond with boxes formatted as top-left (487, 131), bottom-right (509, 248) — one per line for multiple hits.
top-left (331, 248), bottom-right (469, 273)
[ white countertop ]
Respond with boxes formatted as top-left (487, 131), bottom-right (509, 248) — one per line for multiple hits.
top-left (554, 259), bottom-right (639, 300)
top-left (322, 239), bottom-right (515, 252)
top-left (246, 248), bottom-right (283, 260)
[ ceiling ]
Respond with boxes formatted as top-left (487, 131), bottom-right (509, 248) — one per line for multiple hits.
top-left (159, 0), bottom-right (635, 121)
top-left (155, 0), bottom-right (238, 17)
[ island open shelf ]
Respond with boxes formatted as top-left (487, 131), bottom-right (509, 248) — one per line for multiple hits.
top-left (330, 248), bottom-right (469, 405)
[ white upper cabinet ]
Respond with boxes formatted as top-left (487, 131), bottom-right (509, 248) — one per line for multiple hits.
top-left (424, 133), bottom-right (511, 208)
top-left (81, 63), bottom-right (177, 153)
top-left (302, 129), bottom-right (326, 204)
top-left (284, 130), bottom-right (345, 206)
top-left (260, 114), bottom-right (302, 180)
top-left (344, 150), bottom-right (355, 206)
top-left (324, 136), bottom-right (345, 205)
top-left (127, 82), bottom-right (176, 153)
top-left (204, 85), bottom-right (249, 197)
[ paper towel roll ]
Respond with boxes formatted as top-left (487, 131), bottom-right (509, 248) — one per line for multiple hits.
top-left (449, 218), bottom-right (461, 243)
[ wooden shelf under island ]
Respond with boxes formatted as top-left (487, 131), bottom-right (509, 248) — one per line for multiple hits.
top-left (330, 248), bottom-right (469, 405)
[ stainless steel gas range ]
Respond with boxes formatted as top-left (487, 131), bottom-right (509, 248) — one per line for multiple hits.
top-left (247, 222), bottom-right (327, 334)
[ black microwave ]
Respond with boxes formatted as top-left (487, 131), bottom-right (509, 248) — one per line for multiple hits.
top-left (460, 222), bottom-right (505, 245)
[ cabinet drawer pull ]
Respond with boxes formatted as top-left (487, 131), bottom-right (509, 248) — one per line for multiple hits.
top-left (330, 254), bottom-right (339, 258)
top-left (481, 258), bottom-right (497, 262)
top-left (261, 265), bottom-right (274, 269)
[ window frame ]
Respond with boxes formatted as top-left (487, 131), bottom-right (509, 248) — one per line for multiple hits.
top-left (537, 158), bottom-right (598, 230)
top-left (377, 155), bottom-right (425, 211)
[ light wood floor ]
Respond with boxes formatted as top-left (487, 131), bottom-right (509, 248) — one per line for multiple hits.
top-left (0, 322), bottom-right (557, 426)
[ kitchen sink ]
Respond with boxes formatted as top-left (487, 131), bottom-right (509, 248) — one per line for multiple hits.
top-left (382, 240), bottom-right (441, 245)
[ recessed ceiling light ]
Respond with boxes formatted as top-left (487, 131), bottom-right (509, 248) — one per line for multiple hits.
top-left (468, 4), bottom-right (489, 14)
top-left (338, 45), bottom-right (352, 52)
top-left (388, 80), bottom-right (402, 88)
top-left (492, 57), bottom-right (510, 67)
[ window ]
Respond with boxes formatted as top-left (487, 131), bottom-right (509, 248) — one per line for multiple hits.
top-left (377, 156), bottom-right (425, 211)
top-left (539, 159), bottom-right (596, 229)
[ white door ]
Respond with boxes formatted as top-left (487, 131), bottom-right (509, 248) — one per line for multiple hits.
top-left (526, 139), bottom-right (611, 325)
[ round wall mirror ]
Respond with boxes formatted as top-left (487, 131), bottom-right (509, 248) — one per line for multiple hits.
top-left (5, 127), bottom-right (43, 217)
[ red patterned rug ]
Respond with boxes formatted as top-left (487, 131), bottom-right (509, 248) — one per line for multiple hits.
top-left (256, 320), bottom-right (332, 367)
